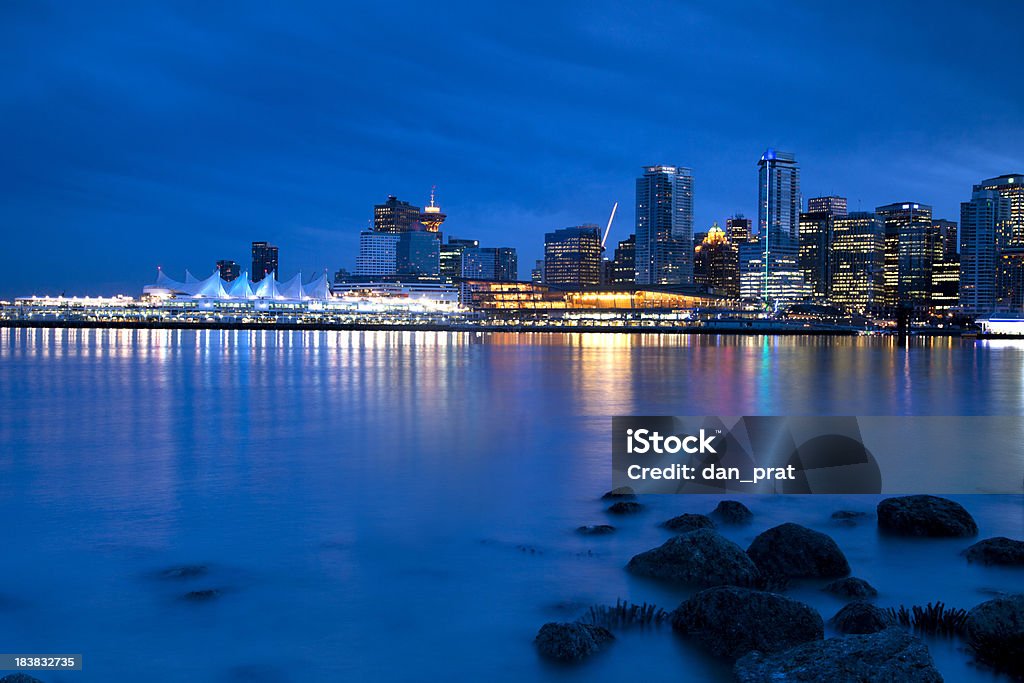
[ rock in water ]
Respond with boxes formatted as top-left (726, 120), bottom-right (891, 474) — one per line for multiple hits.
top-left (626, 529), bottom-right (761, 588)
top-left (963, 537), bottom-right (1024, 566)
top-left (822, 577), bottom-right (878, 599)
top-left (965, 593), bottom-right (1024, 678)
top-left (710, 500), bottom-right (753, 524)
top-left (746, 522), bottom-right (850, 579)
top-left (601, 486), bottom-right (636, 500)
top-left (662, 513), bottom-right (715, 533)
top-left (534, 622), bottom-right (613, 661)
top-left (876, 495), bottom-right (977, 537)
top-left (734, 628), bottom-right (943, 682)
top-left (829, 601), bottom-right (893, 634)
top-left (606, 501), bottom-right (643, 514)
top-left (576, 524), bottom-right (615, 536)
top-left (671, 586), bottom-right (823, 658)
top-left (1, 675), bottom-right (47, 683)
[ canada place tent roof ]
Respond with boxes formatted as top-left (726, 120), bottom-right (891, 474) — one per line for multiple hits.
top-left (145, 269), bottom-right (331, 300)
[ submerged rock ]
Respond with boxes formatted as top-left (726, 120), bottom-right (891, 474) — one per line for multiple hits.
top-left (822, 577), bottom-right (878, 599)
top-left (746, 523), bottom-right (850, 579)
top-left (671, 586), bottom-right (823, 659)
top-left (576, 524), bottom-right (615, 536)
top-left (710, 500), bottom-right (753, 524)
top-left (158, 564), bottom-right (209, 580)
top-left (534, 622), bottom-right (613, 661)
top-left (877, 495), bottom-right (978, 537)
top-left (829, 601), bottom-right (893, 634)
top-left (626, 529), bottom-right (760, 588)
top-left (965, 593), bottom-right (1024, 678)
top-left (183, 588), bottom-right (221, 601)
top-left (831, 510), bottom-right (868, 520)
top-left (1, 675), bottom-right (47, 683)
top-left (606, 501), bottom-right (643, 514)
top-left (734, 628), bottom-right (943, 682)
top-left (601, 486), bottom-right (636, 501)
top-left (662, 513), bottom-right (715, 533)
top-left (963, 537), bottom-right (1024, 566)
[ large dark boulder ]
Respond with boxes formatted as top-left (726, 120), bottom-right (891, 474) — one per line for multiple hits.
top-left (662, 513), bottom-right (715, 533)
top-left (671, 586), bottom-right (823, 659)
top-left (829, 601), bottom-right (893, 634)
top-left (734, 628), bottom-right (943, 682)
top-left (710, 500), bottom-right (753, 524)
top-left (606, 501), bottom-right (643, 514)
top-left (576, 524), bottom-right (615, 536)
top-left (822, 577), bottom-right (877, 600)
top-left (877, 495), bottom-right (977, 538)
top-left (963, 537), bottom-right (1024, 566)
top-left (746, 523), bottom-right (850, 579)
top-left (626, 529), bottom-right (760, 588)
top-left (965, 593), bottom-right (1024, 677)
top-left (601, 486), bottom-right (636, 500)
top-left (534, 622), bottom-right (613, 661)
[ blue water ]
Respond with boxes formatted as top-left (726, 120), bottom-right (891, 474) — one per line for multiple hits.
top-left (0, 328), bottom-right (1022, 681)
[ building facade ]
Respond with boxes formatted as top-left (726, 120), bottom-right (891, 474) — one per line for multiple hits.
top-left (830, 212), bottom-right (885, 314)
top-left (693, 224), bottom-right (739, 297)
top-left (216, 259), bottom-right (241, 282)
top-left (355, 231), bottom-right (400, 277)
top-left (544, 225), bottom-right (602, 286)
top-left (374, 195), bottom-right (422, 234)
top-left (251, 241), bottom-right (279, 282)
top-left (876, 202), bottom-right (933, 313)
top-left (461, 247), bottom-right (518, 282)
top-left (440, 238), bottom-right (479, 280)
top-left (757, 149), bottom-right (805, 306)
top-left (635, 166), bottom-right (694, 285)
top-left (799, 196), bottom-right (847, 299)
top-left (611, 234), bottom-right (636, 286)
top-left (396, 230), bottom-right (441, 277)
top-left (960, 190), bottom-right (1010, 316)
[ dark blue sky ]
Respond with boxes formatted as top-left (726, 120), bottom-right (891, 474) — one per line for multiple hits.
top-left (2, 1), bottom-right (1022, 296)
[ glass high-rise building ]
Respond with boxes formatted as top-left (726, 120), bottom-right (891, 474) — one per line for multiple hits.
top-left (876, 202), bottom-right (933, 312)
top-left (756, 149), bottom-right (806, 306)
top-left (726, 216), bottom-right (753, 244)
top-left (611, 234), bottom-right (636, 286)
top-left (216, 259), bottom-right (241, 282)
top-left (461, 247), bottom-right (518, 282)
top-left (396, 231), bottom-right (441, 277)
top-left (374, 195), bottom-right (422, 234)
top-left (830, 212), bottom-right (885, 314)
top-left (975, 174), bottom-right (1024, 248)
top-left (440, 238), bottom-right (479, 281)
top-left (960, 189), bottom-right (1010, 316)
top-left (635, 166), bottom-right (694, 285)
top-left (251, 241), bottom-right (279, 282)
top-left (544, 225), bottom-right (602, 287)
top-left (355, 232), bottom-right (400, 277)
top-left (799, 196), bottom-right (847, 300)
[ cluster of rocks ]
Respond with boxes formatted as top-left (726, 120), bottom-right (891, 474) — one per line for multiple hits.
top-left (537, 492), bottom-right (1024, 678)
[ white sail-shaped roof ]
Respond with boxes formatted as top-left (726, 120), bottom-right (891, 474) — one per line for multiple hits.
top-left (303, 272), bottom-right (331, 300)
top-left (184, 270), bottom-right (199, 284)
top-left (193, 270), bottom-right (229, 298)
top-left (228, 272), bottom-right (256, 299)
top-left (278, 273), bottom-right (304, 299)
top-left (254, 275), bottom-right (279, 299)
top-left (154, 269), bottom-right (188, 292)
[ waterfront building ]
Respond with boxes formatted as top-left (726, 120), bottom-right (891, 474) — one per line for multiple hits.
top-left (932, 219), bottom-right (959, 261)
top-left (440, 238), bottom-right (479, 280)
top-left (418, 188), bottom-right (447, 233)
top-left (997, 248), bottom-right (1024, 312)
top-left (726, 215), bottom-right (753, 244)
top-left (975, 174), bottom-right (1024, 247)
top-left (543, 225), bottom-right (602, 286)
top-left (635, 165), bottom-right (694, 285)
top-left (396, 230), bottom-right (441, 277)
top-left (611, 234), bottom-right (636, 286)
top-left (374, 195), bottom-right (422, 234)
top-left (876, 202), bottom-right (933, 313)
top-left (757, 149), bottom-right (806, 306)
top-left (216, 259), bottom-right (241, 282)
top-left (931, 257), bottom-right (960, 313)
top-left (531, 259), bottom-right (544, 284)
top-left (251, 241), bottom-right (279, 282)
top-left (461, 247), bottom-right (518, 281)
top-left (355, 231), bottom-right (400, 277)
top-left (961, 189), bottom-right (1011, 316)
top-left (693, 223), bottom-right (739, 297)
top-left (799, 196), bottom-right (847, 299)
top-left (830, 212), bottom-right (885, 314)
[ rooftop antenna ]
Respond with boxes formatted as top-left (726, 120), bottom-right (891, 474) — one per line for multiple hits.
top-left (601, 201), bottom-right (619, 249)
top-left (429, 184), bottom-right (438, 208)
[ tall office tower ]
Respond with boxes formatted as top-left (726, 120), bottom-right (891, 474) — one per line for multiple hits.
top-left (355, 231), bottom-right (400, 277)
top-left (216, 259), bottom-right (241, 282)
top-left (974, 174), bottom-right (1024, 247)
top-left (611, 234), bottom-right (636, 285)
top-left (374, 195), bottom-right (422, 234)
top-left (461, 247), bottom-right (518, 281)
top-left (396, 230), bottom-right (441, 277)
top-left (635, 166), bottom-right (694, 285)
top-left (531, 259), bottom-right (545, 284)
top-left (876, 202), bottom-right (933, 312)
top-left (799, 196), bottom-right (848, 300)
top-left (251, 241), bottom-right (279, 282)
top-left (726, 215), bottom-right (753, 244)
top-left (694, 224), bottom-right (739, 297)
top-left (931, 219), bottom-right (958, 261)
top-left (960, 189), bottom-right (1010, 316)
top-left (756, 149), bottom-right (806, 306)
top-left (998, 248), bottom-right (1024, 311)
top-left (419, 187), bottom-right (447, 233)
top-left (439, 237), bottom-right (479, 280)
top-left (830, 212), bottom-right (885, 314)
top-left (928, 219), bottom-right (959, 313)
top-left (543, 225), bottom-right (603, 286)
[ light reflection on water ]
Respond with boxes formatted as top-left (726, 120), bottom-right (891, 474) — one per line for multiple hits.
top-left (0, 328), bottom-right (1022, 682)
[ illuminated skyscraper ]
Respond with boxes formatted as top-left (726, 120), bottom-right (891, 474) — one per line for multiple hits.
top-left (876, 202), bottom-right (933, 313)
top-left (611, 234), bottom-right (636, 285)
top-left (799, 196), bottom-right (847, 299)
top-left (216, 259), bottom-right (241, 282)
top-left (635, 166), bottom-right (694, 285)
top-left (694, 224), bottom-right (739, 297)
top-left (544, 225), bottom-right (602, 286)
top-left (440, 237), bottom-right (478, 280)
top-left (462, 247), bottom-right (518, 281)
top-left (396, 230), bottom-right (441, 277)
top-left (960, 189), bottom-right (1010, 316)
top-left (726, 215), bottom-right (753, 244)
top-left (975, 174), bottom-right (1024, 247)
top-left (830, 212), bottom-right (885, 314)
top-left (756, 149), bottom-right (806, 306)
top-left (251, 241), bottom-right (279, 282)
top-left (355, 232), bottom-right (400, 277)
top-left (374, 195), bottom-right (422, 234)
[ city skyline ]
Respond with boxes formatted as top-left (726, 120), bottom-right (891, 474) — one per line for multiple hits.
top-left (2, 2), bottom-right (1023, 298)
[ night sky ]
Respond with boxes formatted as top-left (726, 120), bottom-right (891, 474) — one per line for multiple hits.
top-left (2, 1), bottom-right (1022, 297)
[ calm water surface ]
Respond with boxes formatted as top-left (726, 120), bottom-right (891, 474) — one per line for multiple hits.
top-left (0, 328), bottom-right (1022, 682)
